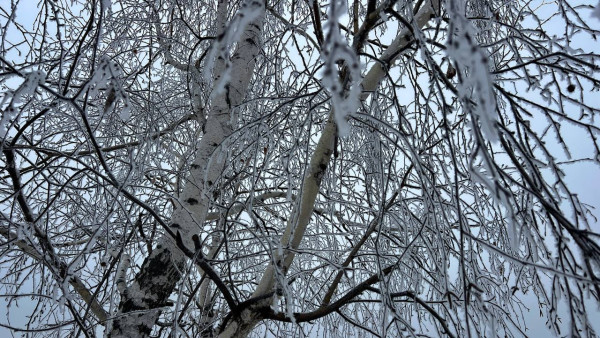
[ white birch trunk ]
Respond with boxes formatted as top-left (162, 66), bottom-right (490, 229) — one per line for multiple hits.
top-left (108, 3), bottom-right (265, 336)
top-left (216, 2), bottom-right (440, 336)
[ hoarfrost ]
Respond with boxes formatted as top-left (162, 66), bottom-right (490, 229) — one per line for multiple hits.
top-left (202, 0), bottom-right (264, 96)
top-left (83, 57), bottom-right (130, 120)
top-left (12, 70), bottom-right (45, 106)
top-left (446, 0), bottom-right (498, 143)
top-left (320, 0), bottom-right (362, 136)
top-left (1, 70), bottom-right (46, 138)
top-left (470, 153), bottom-right (520, 251)
top-left (446, 0), bottom-right (521, 249)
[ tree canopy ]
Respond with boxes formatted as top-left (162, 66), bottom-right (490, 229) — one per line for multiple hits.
top-left (1, 0), bottom-right (600, 337)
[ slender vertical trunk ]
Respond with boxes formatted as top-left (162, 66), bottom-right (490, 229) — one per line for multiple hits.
top-left (215, 2), bottom-right (440, 336)
top-left (216, 115), bottom-right (337, 337)
top-left (108, 3), bottom-right (266, 336)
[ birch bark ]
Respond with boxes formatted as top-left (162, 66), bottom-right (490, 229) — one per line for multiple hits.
top-left (216, 1), bottom-right (440, 336)
top-left (108, 2), bottom-right (266, 336)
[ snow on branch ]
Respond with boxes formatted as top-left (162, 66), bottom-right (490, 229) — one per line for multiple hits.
top-left (0, 70), bottom-right (45, 138)
top-left (320, 0), bottom-right (362, 137)
top-left (446, 0), bottom-right (521, 249)
top-left (82, 56), bottom-right (131, 120)
top-left (446, 0), bottom-right (498, 143)
top-left (202, 0), bottom-right (265, 97)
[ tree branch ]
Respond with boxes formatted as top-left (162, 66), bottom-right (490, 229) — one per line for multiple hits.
top-left (1, 149), bottom-right (108, 323)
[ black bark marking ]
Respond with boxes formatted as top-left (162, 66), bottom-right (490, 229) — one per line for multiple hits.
top-left (186, 198), bottom-right (198, 205)
top-left (192, 234), bottom-right (202, 251)
top-left (313, 169), bottom-right (326, 184)
top-left (119, 249), bottom-right (182, 317)
top-left (225, 84), bottom-right (232, 108)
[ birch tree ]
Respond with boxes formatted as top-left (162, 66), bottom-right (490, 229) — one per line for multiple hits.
top-left (1, 0), bottom-right (600, 337)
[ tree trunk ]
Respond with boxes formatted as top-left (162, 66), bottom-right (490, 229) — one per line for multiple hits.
top-left (108, 2), bottom-right (266, 336)
top-left (215, 1), bottom-right (440, 335)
